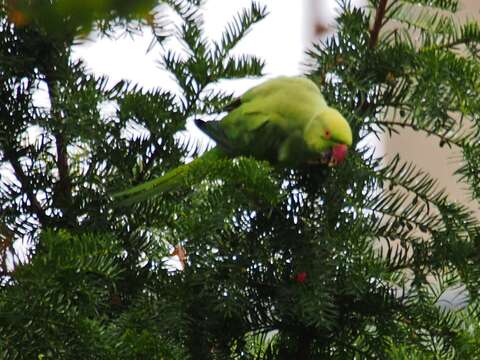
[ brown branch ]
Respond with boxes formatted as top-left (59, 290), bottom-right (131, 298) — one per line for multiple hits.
top-left (369, 0), bottom-right (389, 49)
top-left (44, 75), bottom-right (73, 216)
top-left (355, 0), bottom-right (389, 115)
top-left (7, 152), bottom-right (48, 225)
top-left (53, 130), bottom-right (73, 204)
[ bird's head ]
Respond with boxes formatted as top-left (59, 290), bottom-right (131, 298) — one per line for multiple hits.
top-left (304, 107), bottom-right (353, 166)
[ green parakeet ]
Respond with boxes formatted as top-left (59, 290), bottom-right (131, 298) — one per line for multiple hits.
top-left (114, 76), bottom-right (353, 205)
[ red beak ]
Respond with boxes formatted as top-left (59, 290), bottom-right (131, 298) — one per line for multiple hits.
top-left (331, 144), bottom-right (348, 165)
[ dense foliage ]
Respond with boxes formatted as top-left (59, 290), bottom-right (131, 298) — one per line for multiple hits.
top-left (1, 0), bottom-right (480, 358)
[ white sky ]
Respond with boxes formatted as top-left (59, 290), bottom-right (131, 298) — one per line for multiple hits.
top-left (71, 0), bottom-right (367, 85)
top-left (73, 1), bottom-right (312, 90)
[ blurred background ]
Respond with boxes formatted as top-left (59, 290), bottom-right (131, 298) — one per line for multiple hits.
top-left (383, 0), bottom-right (480, 218)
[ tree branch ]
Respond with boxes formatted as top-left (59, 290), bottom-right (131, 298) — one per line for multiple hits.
top-left (6, 151), bottom-right (48, 225)
top-left (53, 130), bottom-right (73, 203)
top-left (369, 0), bottom-right (389, 49)
top-left (44, 75), bottom-right (74, 218)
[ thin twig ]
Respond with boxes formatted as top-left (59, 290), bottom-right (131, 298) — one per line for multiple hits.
top-left (53, 130), bottom-right (73, 201)
top-left (7, 153), bottom-right (48, 225)
top-left (369, 0), bottom-right (389, 49)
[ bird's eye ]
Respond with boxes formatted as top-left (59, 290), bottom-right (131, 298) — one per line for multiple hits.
top-left (325, 130), bottom-right (331, 139)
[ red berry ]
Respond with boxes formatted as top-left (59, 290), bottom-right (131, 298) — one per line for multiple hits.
top-left (296, 272), bottom-right (307, 283)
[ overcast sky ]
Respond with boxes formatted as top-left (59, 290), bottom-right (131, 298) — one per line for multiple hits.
top-left (73, 1), bottom-right (313, 90)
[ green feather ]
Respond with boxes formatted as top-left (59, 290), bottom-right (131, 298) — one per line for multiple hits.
top-left (113, 148), bottom-right (224, 206)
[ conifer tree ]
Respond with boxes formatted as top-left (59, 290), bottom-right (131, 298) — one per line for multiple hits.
top-left (1, 0), bottom-right (480, 358)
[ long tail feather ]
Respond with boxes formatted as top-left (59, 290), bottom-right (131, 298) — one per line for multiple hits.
top-left (113, 148), bottom-right (224, 206)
